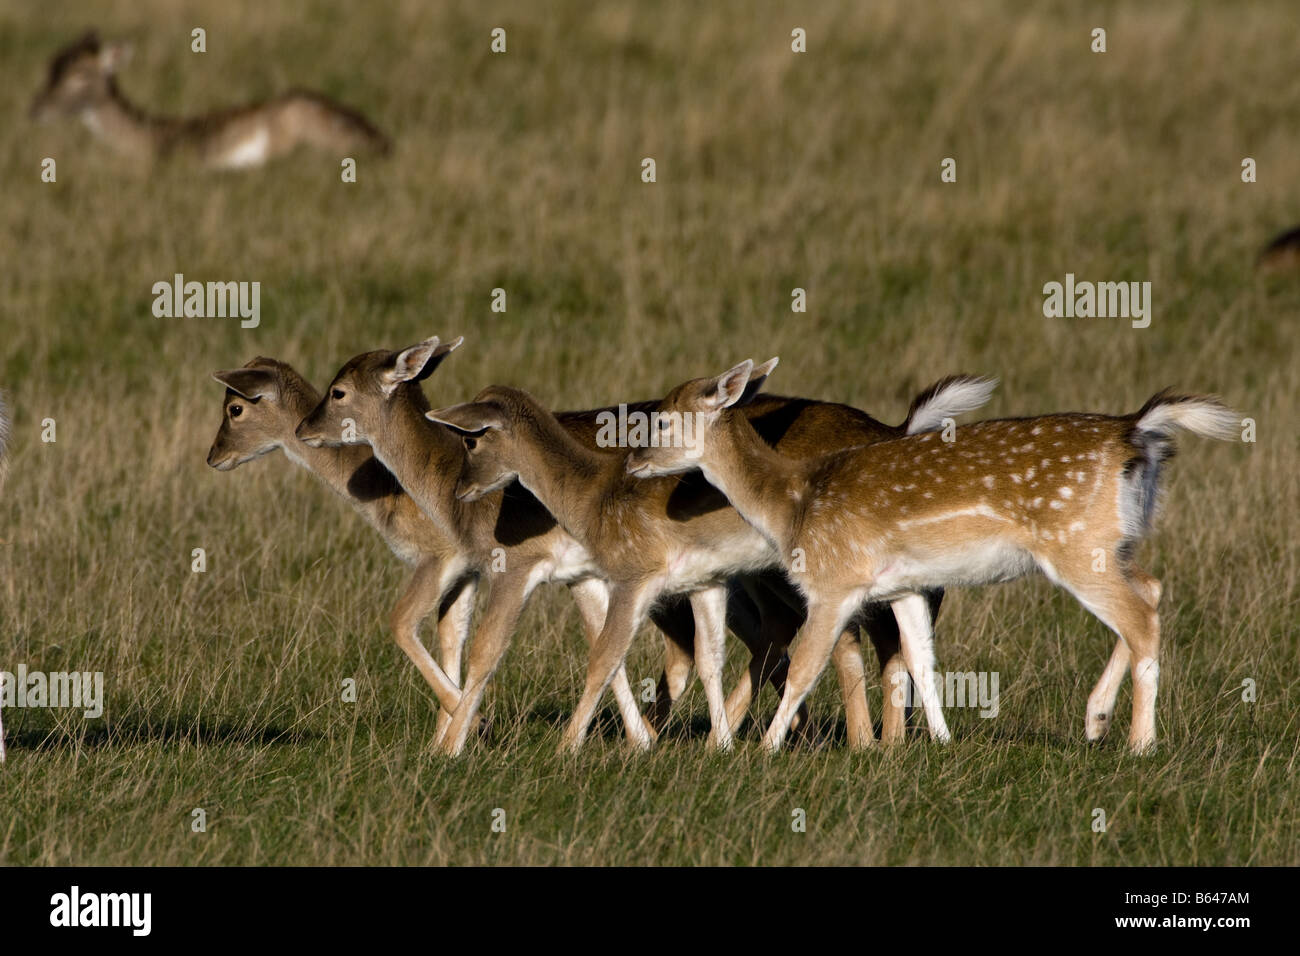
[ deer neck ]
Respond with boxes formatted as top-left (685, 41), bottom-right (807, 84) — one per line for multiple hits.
top-left (366, 386), bottom-right (466, 535)
top-left (81, 82), bottom-right (168, 160)
top-left (284, 411), bottom-right (397, 507)
top-left (511, 411), bottom-right (621, 547)
top-left (699, 408), bottom-right (803, 555)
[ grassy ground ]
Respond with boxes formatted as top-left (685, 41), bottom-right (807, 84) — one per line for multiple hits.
top-left (0, 0), bottom-right (1296, 865)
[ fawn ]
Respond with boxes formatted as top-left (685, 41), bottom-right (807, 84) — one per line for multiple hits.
top-left (207, 358), bottom-right (474, 738)
top-left (295, 338), bottom-right (816, 755)
top-left (208, 357), bottom-right (731, 748)
top-left (296, 337), bottom-right (975, 754)
top-left (31, 32), bottom-right (389, 169)
top-left (627, 360), bottom-right (1240, 754)
top-left (428, 375), bottom-right (994, 752)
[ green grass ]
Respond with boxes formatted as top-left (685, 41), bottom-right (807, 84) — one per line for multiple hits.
top-left (0, 0), bottom-right (1297, 865)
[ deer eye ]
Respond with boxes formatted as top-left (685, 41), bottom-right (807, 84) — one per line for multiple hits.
top-left (229, 405), bottom-right (243, 418)
top-left (464, 437), bottom-right (477, 451)
top-left (657, 417), bottom-right (671, 431)
top-left (331, 388), bottom-right (346, 400)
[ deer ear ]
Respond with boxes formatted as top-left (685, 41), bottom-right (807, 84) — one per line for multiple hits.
top-left (432, 335), bottom-right (464, 360)
top-left (382, 335), bottom-right (450, 389)
top-left (708, 360), bottom-right (755, 409)
top-left (98, 41), bottom-right (132, 74)
top-left (212, 367), bottom-right (277, 401)
top-left (427, 402), bottom-right (504, 434)
top-left (738, 356), bottom-right (778, 405)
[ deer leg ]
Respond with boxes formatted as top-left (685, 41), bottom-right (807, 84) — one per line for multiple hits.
top-left (437, 566), bottom-right (540, 756)
top-left (569, 578), bottom-right (655, 744)
top-left (690, 586), bottom-right (733, 750)
top-left (434, 576), bottom-right (475, 687)
top-left (831, 624), bottom-right (875, 750)
top-left (1085, 567), bottom-right (1162, 741)
top-left (721, 582), bottom-right (774, 734)
top-left (560, 583), bottom-right (655, 755)
top-left (1086, 639), bottom-right (1131, 742)
top-left (762, 594), bottom-right (857, 752)
top-left (1069, 564), bottom-right (1163, 753)
top-left (389, 559), bottom-right (462, 716)
top-left (858, 601), bottom-right (907, 744)
top-left (737, 575), bottom-right (814, 737)
top-left (648, 598), bottom-right (696, 732)
top-left (432, 575), bottom-right (476, 739)
top-left (891, 592), bottom-right (952, 743)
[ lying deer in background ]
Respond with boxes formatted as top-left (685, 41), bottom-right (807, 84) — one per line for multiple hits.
top-left (1257, 225), bottom-right (1300, 273)
top-left (629, 359), bottom-right (1241, 754)
top-left (31, 32), bottom-right (390, 169)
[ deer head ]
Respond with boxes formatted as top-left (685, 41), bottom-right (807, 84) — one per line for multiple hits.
top-left (296, 336), bottom-right (462, 448)
top-left (30, 32), bottom-right (133, 122)
top-left (625, 357), bottom-right (777, 477)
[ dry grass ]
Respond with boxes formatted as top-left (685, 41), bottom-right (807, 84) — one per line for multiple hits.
top-left (0, 0), bottom-right (1296, 864)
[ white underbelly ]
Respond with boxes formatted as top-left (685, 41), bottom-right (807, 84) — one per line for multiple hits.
top-left (541, 537), bottom-right (600, 585)
top-left (867, 538), bottom-right (1035, 600)
top-left (216, 128), bottom-right (271, 169)
top-left (659, 533), bottom-right (778, 592)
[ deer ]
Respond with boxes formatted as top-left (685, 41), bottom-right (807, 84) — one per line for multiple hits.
top-left (206, 357), bottom-right (475, 740)
top-left (427, 373), bottom-right (995, 754)
top-left (30, 32), bottom-right (389, 169)
top-left (627, 359), bottom-right (1241, 754)
top-left (295, 338), bottom-right (815, 755)
top-left (295, 337), bottom-right (981, 755)
top-left (1257, 225), bottom-right (1300, 273)
top-left (206, 357), bottom-right (720, 747)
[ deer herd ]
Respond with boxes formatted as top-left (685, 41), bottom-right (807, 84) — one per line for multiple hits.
top-left (205, 337), bottom-right (1239, 757)
top-left (16, 31), bottom-right (1244, 760)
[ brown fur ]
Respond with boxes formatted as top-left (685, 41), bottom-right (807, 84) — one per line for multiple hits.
top-left (634, 363), bottom-right (1237, 753)
top-left (433, 382), bottom-right (955, 751)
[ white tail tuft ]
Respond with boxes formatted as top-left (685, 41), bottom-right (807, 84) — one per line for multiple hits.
top-left (1134, 392), bottom-right (1240, 442)
top-left (904, 375), bottom-right (998, 435)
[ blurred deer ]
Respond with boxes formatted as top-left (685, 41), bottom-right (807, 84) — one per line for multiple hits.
top-left (31, 32), bottom-right (389, 169)
top-left (1257, 225), bottom-right (1300, 272)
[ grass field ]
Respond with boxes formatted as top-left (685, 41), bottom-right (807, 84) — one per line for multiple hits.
top-left (0, 0), bottom-right (1297, 865)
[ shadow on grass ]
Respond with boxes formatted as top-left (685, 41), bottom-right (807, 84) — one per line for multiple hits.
top-left (3, 712), bottom-right (322, 753)
top-left (522, 703), bottom-right (873, 749)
